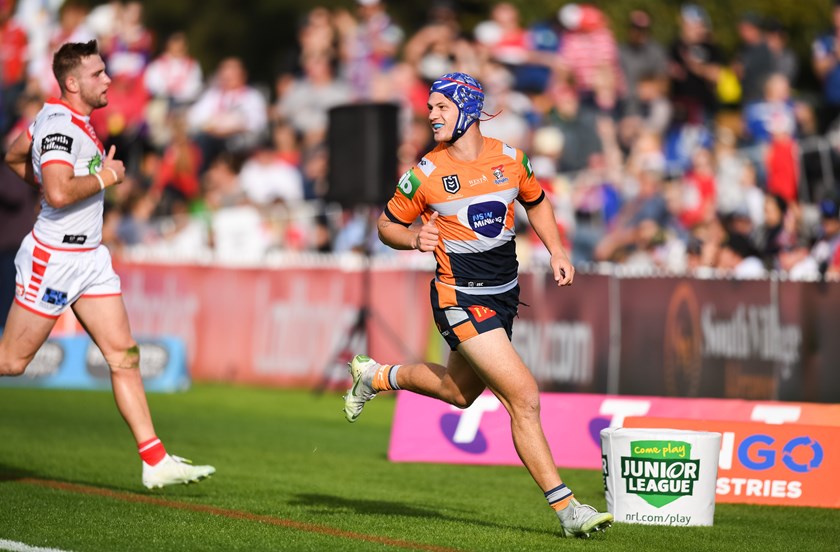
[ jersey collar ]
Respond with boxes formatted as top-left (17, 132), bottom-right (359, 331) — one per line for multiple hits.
top-left (46, 97), bottom-right (89, 119)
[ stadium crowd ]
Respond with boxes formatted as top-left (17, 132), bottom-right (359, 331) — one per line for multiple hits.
top-left (3, 0), bottom-right (840, 280)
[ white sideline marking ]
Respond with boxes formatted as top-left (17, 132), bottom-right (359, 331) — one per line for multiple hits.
top-left (0, 539), bottom-right (71, 552)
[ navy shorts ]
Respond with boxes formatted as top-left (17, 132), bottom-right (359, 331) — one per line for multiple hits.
top-left (430, 280), bottom-right (520, 351)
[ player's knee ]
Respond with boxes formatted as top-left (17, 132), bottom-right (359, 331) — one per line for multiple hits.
top-left (511, 392), bottom-right (541, 419)
top-left (105, 343), bottom-right (140, 371)
top-left (449, 384), bottom-right (485, 409)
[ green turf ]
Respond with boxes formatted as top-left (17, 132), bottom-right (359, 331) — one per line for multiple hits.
top-left (0, 385), bottom-right (837, 551)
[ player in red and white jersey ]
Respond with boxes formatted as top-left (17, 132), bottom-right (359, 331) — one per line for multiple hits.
top-left (1, 40), bottom-right (214, 489)
top-left (28, 97), bottom-right (108, 249)
top-left (343, 72), bottom-right (613, 538)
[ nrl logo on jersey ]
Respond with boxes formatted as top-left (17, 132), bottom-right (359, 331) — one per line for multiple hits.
top-left (442, 174), bottom-right (461, 194)
top-left (492, 165), bottom-right (509, 185)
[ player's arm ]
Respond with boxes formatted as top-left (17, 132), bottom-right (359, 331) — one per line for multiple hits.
top-left (377, 211), bottom-right (439, 252)
top-left (523, 197), bottom-right (574, 286)
top-left (4, 131), bottom-right (36, 186)
top-left (41, 145), bottom-right (125, 209)
top-left (379, 167), bottom-right (437, 252)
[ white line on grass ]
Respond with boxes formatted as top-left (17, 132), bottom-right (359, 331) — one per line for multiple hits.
top-left (0, 539), bottom-right (71, 552)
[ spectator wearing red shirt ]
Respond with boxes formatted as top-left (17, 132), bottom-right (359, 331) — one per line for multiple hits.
top-left (558, 4), bottom-right (625, 112)
top-left (151, 114), bottom-right (203, 215)
top-left (765, 129), bottom-right (798, 205)
top-left (678, 146), bottom-right (717, 229)
top-left (0, 0), bottom-right (27, 136)
top-left (474, 4), bottom-right (529, 70)
top-left (90, 1), bottom-right (154, 165)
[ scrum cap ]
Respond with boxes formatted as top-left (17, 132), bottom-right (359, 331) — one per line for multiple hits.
top-left (429, 72), bottom-right (485, 141)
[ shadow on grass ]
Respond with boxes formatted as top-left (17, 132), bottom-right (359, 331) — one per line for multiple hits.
top-left (0, 462), bottom-right (213, 498)
top-left (290, 493), bottom-right (558, 537)
top-left (0, 464), bottom-right (37, 482)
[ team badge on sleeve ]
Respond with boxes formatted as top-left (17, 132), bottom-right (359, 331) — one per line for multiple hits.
top-left (42, 133), bottom-right (73, 154)
top-left (397, 169), bottom-right (421, 199)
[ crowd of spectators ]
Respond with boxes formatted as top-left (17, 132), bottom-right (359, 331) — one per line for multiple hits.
top-left (4, 0), bottom-right (840, 280)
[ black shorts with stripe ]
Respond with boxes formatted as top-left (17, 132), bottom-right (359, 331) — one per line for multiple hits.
top-left (430, 279), bottom-right (520, 351)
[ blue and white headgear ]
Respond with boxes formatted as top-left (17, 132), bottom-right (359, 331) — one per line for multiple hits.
top-left (429, 72), bottom-right (485, 141)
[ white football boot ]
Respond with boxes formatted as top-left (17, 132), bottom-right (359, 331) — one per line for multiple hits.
top-left (343, 354), bottom-right (379, 422)
top-left (142, 454), bottom-right (215, 489)
top-left (557, 499), bottom-right (613, 538)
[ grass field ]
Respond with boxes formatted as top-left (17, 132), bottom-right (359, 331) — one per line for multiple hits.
top-left (1, 384), bottom-right (838, 552)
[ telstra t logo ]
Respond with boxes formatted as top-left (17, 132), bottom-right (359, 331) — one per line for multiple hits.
top-left (439, 395), bottom-right (501, 453)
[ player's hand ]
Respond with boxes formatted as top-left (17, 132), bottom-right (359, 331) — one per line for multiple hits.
top-left (551, 250), bottom-right (575, 286)
top-left (102, 145), bottom-right (125, 186)
top-left (414, 211), bottom-right (439, 252)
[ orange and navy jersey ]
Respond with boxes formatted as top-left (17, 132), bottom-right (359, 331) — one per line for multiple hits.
top-left (385, 136), bottom-right (544, 295)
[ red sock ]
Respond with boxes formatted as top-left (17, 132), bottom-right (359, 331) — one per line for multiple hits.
top-left (138, 437), bottom-right (167, 466)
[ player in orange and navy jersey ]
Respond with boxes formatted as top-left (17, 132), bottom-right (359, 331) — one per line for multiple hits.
top-left (343, 72), bottom-right (613, 538)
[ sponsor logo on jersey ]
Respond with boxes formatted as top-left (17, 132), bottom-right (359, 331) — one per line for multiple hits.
top-left (469, 305), bottom-right (497, 322)
top-left (62, 234), bottom-right (88, 245)
top-left (42, 287), bottom-right (69, 307)
top-left (442, 174), bottom-right (461, 194)
top-left (465, 200), bottom-right (507, 238)
top-left (15, 282), bottom-right (24, 297)
top-left (397, 169), bottom-right (422, 199)
top-left (521, 152), bottom-right (534, 178)
top-left (468, 175), bottom-right (488, 186)
top-left (492, 165), bottom-right (509, 185)
top-left (417, 157), bottom-right (436, 177)
top-left (41, 133), bottom-right (73, 154)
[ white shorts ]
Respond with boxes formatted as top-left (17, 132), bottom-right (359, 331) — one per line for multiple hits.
top-left (14, 232), bottom-right (121, 319)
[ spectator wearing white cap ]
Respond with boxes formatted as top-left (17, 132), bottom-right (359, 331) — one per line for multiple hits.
top-left (558, 3), bottom-right (625, 111)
